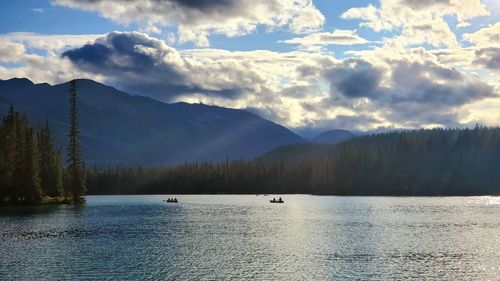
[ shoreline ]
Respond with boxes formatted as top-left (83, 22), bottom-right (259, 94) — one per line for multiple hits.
top-left (85, 193), bottom-right (500, 197)
top-left (0, 196), bottom-right (78, 206)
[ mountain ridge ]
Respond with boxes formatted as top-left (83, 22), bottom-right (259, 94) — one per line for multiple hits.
top-left (0, 78), bottom-right (305, 166)
top-left (312, 129), bottom-right (356, 144)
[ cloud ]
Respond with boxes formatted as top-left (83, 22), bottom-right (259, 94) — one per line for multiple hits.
top-left (463, 22), bottom-right (500, 47)
top-left (431, 48), bottom-right (476, 65)
top-left (321, 58), bottom-right (496, 128)
top-left (31, 8), bottom-right (45, 13)
top-left (0, 32), bottom-right (101, 51)
top-left (341, 0), bottom-right (489, 48)
top-left (62, 32), bottom-right (240, 99)
top-left (0, 41), bottom-right (26, 63)
top-left (462, 23), bottom-right (500, 71)
top-left (52, 0), bottom-right (325, 47)
top-left (0, 40), bottom-right (97, 85)
top-left (62, 31), bottom-right (338, 103)
top-left (325, 59), bottom-right (383, 99)
top-left (473, 48), bottom-right (500, 70)
top-left (281, 29), bottom-right (369, 47)
top-left (387, 60), bottom-right (493, 106)
top-left (400, 0), bottom-right (451, 9)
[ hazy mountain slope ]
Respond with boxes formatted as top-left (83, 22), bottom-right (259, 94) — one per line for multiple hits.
top-left (256, 143), bottom-right (334, 163)
top-left (312, 129), bottom-right (356, 144)
top-left (0, 78), bottom-right (305, 165)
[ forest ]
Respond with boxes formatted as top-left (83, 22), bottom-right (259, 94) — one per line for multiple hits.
top-left (87, 126), bottom-right (500, 196)
top-left (0, 80), bottom-right (86, 204)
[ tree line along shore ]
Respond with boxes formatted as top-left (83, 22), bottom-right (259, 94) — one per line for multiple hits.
top-left (86, 126), bottom-right (500, 196)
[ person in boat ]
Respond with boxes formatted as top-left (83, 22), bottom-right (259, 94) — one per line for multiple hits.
top-left (278, 197), bottom-right (283, 203)
top-left (174, 198), bottom-right (178, 203)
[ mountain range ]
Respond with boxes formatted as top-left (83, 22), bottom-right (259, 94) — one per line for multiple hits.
top-left (0, 78), bottom-right (309, 165)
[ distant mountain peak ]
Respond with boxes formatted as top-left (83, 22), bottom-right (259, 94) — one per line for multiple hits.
top-left (312, 129), bottom-right (356, 144)
top-left (1, 77), bottom-right (34, 86)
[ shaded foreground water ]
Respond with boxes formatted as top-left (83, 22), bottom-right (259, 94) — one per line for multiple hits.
top-left (1, 195), bottom-right (500, 280)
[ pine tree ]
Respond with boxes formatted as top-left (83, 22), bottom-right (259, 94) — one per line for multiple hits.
top-left (11, 124), bottom-right (42, 202)
top-left (0, 105), bottom-right (18, 200)
top-left (39, 120), bottom-right (64, 197)
top-left (22, 128), bottom-right (42, 202)
top-left (66, 80), bottom-right (86, 203)
top-left (11, 113), bottom-right (32, 201)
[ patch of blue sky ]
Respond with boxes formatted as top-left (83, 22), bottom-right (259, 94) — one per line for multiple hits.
top-left (0, 62), bottom-right (25, 69)
top-left (0, 0), bottom-right (117, 35)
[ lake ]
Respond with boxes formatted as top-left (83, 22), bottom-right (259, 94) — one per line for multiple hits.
top-left (1, 195), bottom-right (500, 280)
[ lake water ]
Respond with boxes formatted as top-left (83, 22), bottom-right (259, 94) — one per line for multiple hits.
top-left (1, 195), bottom-right (500, 280)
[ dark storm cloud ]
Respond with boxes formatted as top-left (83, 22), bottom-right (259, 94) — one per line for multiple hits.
top-left (473, 48), bottom-right (500, 70)
top-left (67, 0), bottom-right (234, 11)
top-left (62, 32), bottom-right (244, 100)
top-left (72, 0), bottom-right (236, 12)
top-left (167, 0), bottom-right (234, 10)
top-left (63, 32), bottom-right (184, 79)
top-left (325, 59), bottom-right (383, 99)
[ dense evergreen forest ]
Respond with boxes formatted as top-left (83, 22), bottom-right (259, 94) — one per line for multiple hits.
top-left (0, 80), bottom-right (86, 204)
top-left (87, 126), bottom-right (500, 196)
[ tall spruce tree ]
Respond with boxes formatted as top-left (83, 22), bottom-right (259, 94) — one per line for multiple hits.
top-left (66, 80), bottom-right (86, 203)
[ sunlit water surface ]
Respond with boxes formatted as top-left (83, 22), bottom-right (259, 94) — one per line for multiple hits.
top-left (1, 195), bottom-right (500, 280)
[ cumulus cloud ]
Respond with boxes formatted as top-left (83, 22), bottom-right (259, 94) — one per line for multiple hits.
top-left (341, 0), bottom-right (489, 48)
top-left (62, 32), bottom-right (242, 99)
top-left (463, 22), bottom-right (500, 47)
top-left (62, 31), bottom-right (338, 104)
top-left (0, 41), bottom-right (26, 62)
top-left (321, 58), bottom-right (495, 128)
top-left (0, 40), bottom-right (97, 85)
top-left (463, 23), bottom-right (500, 71)
top-left (52, 0), bottom-right (325, 46)
top-left (281, 29), bottom-right (369, 47)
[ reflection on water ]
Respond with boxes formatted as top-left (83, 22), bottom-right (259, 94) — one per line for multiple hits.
top-left (1, 195), bottom-right (500, 280)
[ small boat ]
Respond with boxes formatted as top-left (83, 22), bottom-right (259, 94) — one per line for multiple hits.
top-left (165, 198), bottom-right (178, 203)
top-left (270, 199), bottom-right (284, 203)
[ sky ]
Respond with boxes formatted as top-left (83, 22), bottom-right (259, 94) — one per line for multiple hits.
top-left (0, 0), bottom-right (499, 136)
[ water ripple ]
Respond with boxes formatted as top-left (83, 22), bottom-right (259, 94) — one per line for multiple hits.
top-left (1, 195), bottom-right (500, 280)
